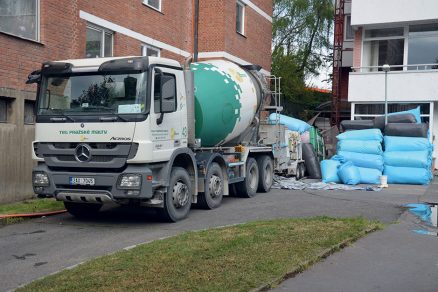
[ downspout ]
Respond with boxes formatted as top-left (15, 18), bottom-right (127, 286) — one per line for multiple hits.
top-left (193, 0), bottom-right (199, 62)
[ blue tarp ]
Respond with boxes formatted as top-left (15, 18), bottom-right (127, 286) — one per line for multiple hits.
top-left (337, 129), bottom-right (383, 142)
top-left (337, 140), bottom-right (383, 155)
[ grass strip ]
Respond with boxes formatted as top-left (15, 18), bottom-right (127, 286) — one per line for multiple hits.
top-left (0, 198), bottom-right (65, 224)
top-left (19, 216), bottom-right (382, 292)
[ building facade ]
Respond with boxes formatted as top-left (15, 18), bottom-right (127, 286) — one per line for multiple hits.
top-left (334, 0), bottom-right (438, 167)
top-left (0, 0), bottom-right (273, 203)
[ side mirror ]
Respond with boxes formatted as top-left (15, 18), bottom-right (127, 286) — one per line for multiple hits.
top-left (26, 70), bottom-right (41, 84)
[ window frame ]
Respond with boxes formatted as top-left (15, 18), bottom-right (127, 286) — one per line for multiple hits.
top-left (141, 44), bottom-right (161, 57)
top-left (0, 97), bottom-right (15, 124)
top-left (236, 1), bottom-right (246, 36)
top-left (85, 24), bottom-right (114, 58)
top-left (344, 15), bottom-right (354, 41)
top-left (154, 71), bottom-right (177, 114)
top-left (0, 0), bottom-right (40, 42)
top-left (143, 0), bottom-right (162, 12)
top-left (24, 99), bottom-right (36, 125)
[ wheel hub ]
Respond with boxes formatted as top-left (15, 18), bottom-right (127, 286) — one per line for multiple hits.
top-left (209, 175), bottom-right (222, 198)
top-left (172, 181), bottom-right (189, 208)
top-left (249, 167), bottom-right (257, 190)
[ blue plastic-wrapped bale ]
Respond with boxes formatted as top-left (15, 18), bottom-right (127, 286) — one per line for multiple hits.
top-left (337, 129), bottom-right (383, 142)
top-left (383, 151), bottom-right (432, 168)
top-left (388, 106), bottom-right (421, 123)
top-left (337, 161), bottom-right (361, 185)
top-left (357, 167), bottom-right (382, 184)
top-left (337, 140), bottom-right (383, 155)
top-left (337, 151), bottom-right (384, 171)
top-left (268, 113), bottom-right (310, 134)
top-left (321, 160), bottom-right (341, 183)
top-left (384, 136), bottom-right (433, 152)
top-left (384, 166), bottom-right (432, 185)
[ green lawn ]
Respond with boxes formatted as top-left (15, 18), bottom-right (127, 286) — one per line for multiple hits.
top-left (20, 217), bottom-right (381, 292)
top-left (0, 198), bottom-right (65, 225)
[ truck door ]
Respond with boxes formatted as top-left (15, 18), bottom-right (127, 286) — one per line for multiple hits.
top-left (150, 67), bottom-right (184, 161)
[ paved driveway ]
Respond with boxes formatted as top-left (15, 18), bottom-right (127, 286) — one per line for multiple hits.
top-left (0, 183), bottom-right (436, 291)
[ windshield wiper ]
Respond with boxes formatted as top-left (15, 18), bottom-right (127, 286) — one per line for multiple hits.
top-left (82, 106), bottom-right (129, 122)
top-left (49, 111), bottom-right (76, 122)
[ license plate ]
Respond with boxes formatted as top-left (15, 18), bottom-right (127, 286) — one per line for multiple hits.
top-left (69, 177), bottom-right (95, 186)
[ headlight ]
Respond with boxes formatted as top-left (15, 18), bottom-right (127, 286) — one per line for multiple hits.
top-left (33, 172), bottom-right (49, 187)
top-left (118, 174), bottom-right (142, 189)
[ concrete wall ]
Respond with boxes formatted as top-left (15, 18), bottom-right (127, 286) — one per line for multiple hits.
top-left (0, 0), bottom-right (273, 203)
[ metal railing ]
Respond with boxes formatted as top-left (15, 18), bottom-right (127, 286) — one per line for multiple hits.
top-left (352, 64), bottom-right (438, 73)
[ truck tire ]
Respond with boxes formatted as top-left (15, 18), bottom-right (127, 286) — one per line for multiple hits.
top-left (257, 155), bottom-right (273, 193)
top-left (236, 157), bottom-right (259, 198)
top-left (64, 202), bottom-right (102, 218)
top-left (161, 167), bottom-right (192, 222)
top-left (197, 163), bottom-right (224, 209)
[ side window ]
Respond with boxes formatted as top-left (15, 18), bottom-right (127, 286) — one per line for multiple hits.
top-left (154, 71), bottom-right (176, 113)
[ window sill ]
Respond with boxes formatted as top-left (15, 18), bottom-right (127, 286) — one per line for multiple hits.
top-left (0, 31), bottom-right (44, 46)
top-left (142, 3), bottom-right (164, 15)
top-left (237, 31), bottom-right (247, 38)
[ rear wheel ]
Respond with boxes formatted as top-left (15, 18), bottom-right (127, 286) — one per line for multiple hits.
top-left (257, 155), bottom-right (273, 193)
top-left (161, 167), bottom-right (192, 222)
top-left (197, 163), bottom-right (224, 209)
top-left (236, 157), bottom-right (259, 198)
top-left (64, 202), bottom-right (102, 218)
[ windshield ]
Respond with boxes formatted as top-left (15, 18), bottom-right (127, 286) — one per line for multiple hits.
top-left (38, 72), bottom-right (148, 115)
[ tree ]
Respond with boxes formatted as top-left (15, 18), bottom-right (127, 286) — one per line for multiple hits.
top-left (272, 0), bottom-right (334, 120)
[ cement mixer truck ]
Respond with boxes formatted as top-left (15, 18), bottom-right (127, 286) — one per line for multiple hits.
top-left (28, 56), bottom-right (304, 221)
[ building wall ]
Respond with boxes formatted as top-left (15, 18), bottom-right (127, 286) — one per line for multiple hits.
top-left (0, 0), bottom-right (272, 203)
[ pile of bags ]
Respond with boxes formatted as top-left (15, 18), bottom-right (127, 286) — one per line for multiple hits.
top-left (383, 136), bottom-right (433, 185)
top-left (321, 129), bottom-right (384, 185)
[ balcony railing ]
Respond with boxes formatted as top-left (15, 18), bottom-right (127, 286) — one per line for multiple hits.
top-left (352, 64), bottom-right (438, 73)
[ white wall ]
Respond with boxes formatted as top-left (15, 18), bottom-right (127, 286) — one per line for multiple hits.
top-left (351, 0), bottom-right (438, 26)
top-left (348, 71), bottom-right (438, 102)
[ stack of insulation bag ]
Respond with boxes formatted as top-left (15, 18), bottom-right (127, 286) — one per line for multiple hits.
top-left (321, 129), bottom-right (384, 185)
top-left (383, 115), bottom-right (432, 185)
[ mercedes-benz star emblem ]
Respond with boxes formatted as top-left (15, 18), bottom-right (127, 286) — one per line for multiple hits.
top-left (74, 144), bottom-right (92, 162)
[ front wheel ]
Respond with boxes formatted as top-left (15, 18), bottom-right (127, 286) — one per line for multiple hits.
top-left (161, 167), bottom-right (192, 222)
top-left (236, 157), bottom-right (259, 198)
top-left (64, 202), bottom-right (102, 218)
top-left (197, 163), bottom-right (224, 209)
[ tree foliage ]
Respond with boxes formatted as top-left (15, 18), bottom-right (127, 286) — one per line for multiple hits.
top-left (272, 0), bottom-right (334, 120)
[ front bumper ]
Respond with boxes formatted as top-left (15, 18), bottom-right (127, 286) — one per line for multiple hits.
top-left (33, 164), bottom-right (153, 203)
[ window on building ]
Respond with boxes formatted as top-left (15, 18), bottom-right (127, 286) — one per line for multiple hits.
top-left (0, 0), bottom-right (39, 41)
top-left (0, 97), bottom-right (14, 123)
top-left (236, 1), bottom-right (245, 35)
top-left (345, 15), bottom-right (354, 41)
top-left (141, 44), bottom-right (160, 57)
top-left (85, 25), bottom-right (113, 58)
top-left (353, 103), bottom-right (431, 124)
top-left (24, 100), bottom-right (35, 124)
top-left (144, 0), bottom-right (161, 11)
top-left (408, 23), bottom-right (438, 70)
top-left (362, 27), bottom-right (405, 72)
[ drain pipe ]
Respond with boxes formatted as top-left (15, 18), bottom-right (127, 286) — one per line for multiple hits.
top-left (193, 0), bottom-right (199, 62)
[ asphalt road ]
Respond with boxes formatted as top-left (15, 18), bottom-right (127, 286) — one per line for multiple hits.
top-left (0, 183), bottom-right (436, 291)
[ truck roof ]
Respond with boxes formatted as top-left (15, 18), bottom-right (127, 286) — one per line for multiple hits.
top-left (53, 56), bottom-right (182, 71)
